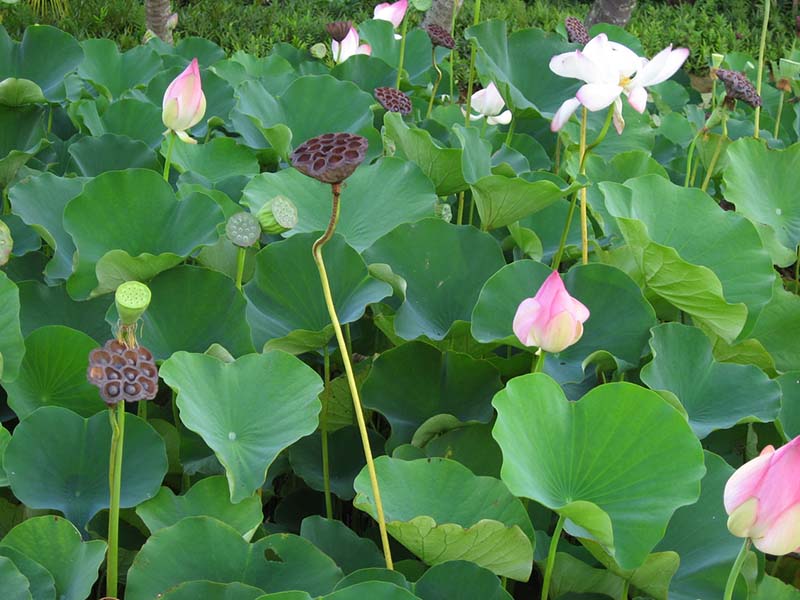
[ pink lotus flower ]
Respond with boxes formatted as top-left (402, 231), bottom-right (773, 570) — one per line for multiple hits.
top-left (549, 34), bottom-right (689, 133)
top-left (373, 0), bottom-right (408, 29)
top-left (512, 271), bottom-right (590, 353)
top-left (161, 58), bottom-right (206, 144)
top-left (463, 82), bottom-right (512, 125)
top-left (724, 436), bottom-right (800, 556)
top-left (332, 27), bottom-right (372, 64)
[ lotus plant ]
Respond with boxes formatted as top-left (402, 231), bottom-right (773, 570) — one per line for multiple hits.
top-left (161, 57), bottom-right (206, 181)
top-left (330, 26), bottom-right (371, 64)
top-left (463, 82), bottom-right (512, 126)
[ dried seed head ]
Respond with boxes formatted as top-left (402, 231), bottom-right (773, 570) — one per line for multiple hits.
top-left (714, 69), bottom-right (762, 108)
top-left (226, 211), bottom-right (261, 247)
top-left (87, 339), bottom-right (159, 406)
top-left (374, 87), bottom-right (412, 114)
top-left (326, 21), bottom-right (352, 43)
top-left (565, 17), bottom-right (590, 45)
top-left (290, 132), bottom-right (369, 184)
top-left (424, 24), bottom-right (455, 49)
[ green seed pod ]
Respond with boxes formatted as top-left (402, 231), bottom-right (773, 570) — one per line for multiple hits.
top-left (226, 211), bottom-right (262, 247)
top-left (434, 202), bottom-right (452, 223)
top-left (0, 220), bottom-right (12, 267)
top-left (257, 195), bottom-right (299, 234)
top-left (310, 42), bottom-right (328, 60)
top-left (115, 281), bottom-right (152, 326)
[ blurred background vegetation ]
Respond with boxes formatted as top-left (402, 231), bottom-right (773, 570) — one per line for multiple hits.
top-left (0, 0), bottom-right (797, 73)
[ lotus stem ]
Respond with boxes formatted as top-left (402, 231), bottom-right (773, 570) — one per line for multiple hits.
top-left (106, 400), bottom-right (126, 598)
top-left (723, 538), bottom-right (751, 600)
top-left (138, 398), bottom-right (147, 419)
top-left (427, 47), bottom-right (443, 119)
top-left (396, 15), bottom-right (410, 89)
top-left (321, 346), bottom-right (333, 520)
top-left (584, 108), bottom-right (614, 158)
top-left (620, 579), bottom-right (629, 600)
top-left (540, 513), bottom-right (565, 600)
top-left (774, 90), bottom-right (785, 140)
top-left (551, 190), bottom-right (578, 271)
top-left (464, 0), bottom-right (482, 126)
top-left (684, 131), bottom-right (701, 187)
top-left (579, 107), bottom-right (589, 265)
top-left (754, 0), bottom-right (770, 139)
top-left (235, 247), bottom-right (246, 291)
top-left (313, 183), bottom-right (394, 569)
top-left (449, 0), bottom-right (459, 102)
top-left (504, 117), bottom-right (516, 146)
top-left (163, 131), bottom-right (176, 181)
top-left (456, 191), bottom-right (465, 225)
top-left (701, 115), bottom-right (728, 193)
top-left (532, 350), bottom-right (546, 373)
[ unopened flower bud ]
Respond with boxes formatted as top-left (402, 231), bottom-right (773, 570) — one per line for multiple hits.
top-left (257, 195), bottom-right (299, 234)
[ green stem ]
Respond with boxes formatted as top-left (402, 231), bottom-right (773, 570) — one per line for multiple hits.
top-left (321, 346), bottom-right (333, 520)
top-left (541, 514), bottom-right (565, 600)
top-left (106, 402), bottom-right (126, 599)
top-left (532, 350), bottom-right (546, 373)
top-left (723, 538), bottom-right (751, 600)
top-left (468, 191), bottom-right (476, 226)
top-left (583, 107), bottom-right (614, 159)
top-left (684, 131), bottom-right (701, 187)
top-left (456, 192), bottom-right (465, 225)
top-left (504, 117), bottom-right (516, 146)
top-left (701, 116), bottom-right (728, 193)
top-left (754, 0), bottom-right (771, 138)
top-left (553, 135), bottom-right (561, 175)
top-left (774, 90), bottom-right (785, 140)
top-left (579, 107), bottom-right (588, 265)
top-left (449, 0), bottom-right (459, 102)
top-left (794, 245), bottom-right (799, 294)
top-left (463, 0), bottom-right (482, 125)
top-left (162, 131), bottom-right (177, 182)
top-left (620, 579), bottom-right (630, 600)
top-left (551, 190), bottom-right (578, 271)
top-left (395, 15), bottom-right (410, 89)
top-left (137, 398), bottom-right (147, 420)
top-left (427, 47), bottom-right (443, 119)
top-left (235, 247), bottom-right (246, 291)
top-left (313, 183), bottom-right (393, 570)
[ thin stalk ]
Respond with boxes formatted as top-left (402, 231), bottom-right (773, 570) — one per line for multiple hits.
top-left (540, 514), bottom-right (566, 600)
top-left (620, 579), bottom-right (629, 600)
top-left (313, 184), bottom-right (393, 569)
top-left (684, 132), bottom-right (701, 187)
top-left (532, 350), bottom-right (546, 373)
top-left (427, 47), bottom-right (443, 119)
top-left (504, 117), bottom-right (516, 146)
top-left (235, 247), bottom-right (246, 291)
top-left (106, 402), bottom-right (126, 599)
top-left (137, 398), bottom-right (147, 420)
top-left (774, 90), bottom-right (785, 140)
top-left (321, 346), bottom-right (333, 520)
top-left (162, 131), bottom-right (177, 181)
top-left (579, 107), bottom-right (589, 265)
top-left (456, 191), bottom-right (465, 225)
top-left (395, 15), bottom-right (410, 89)
top-left (551, 190), bottom-right (578, 271)
top-left (701, 117), bottom-right (728, 193)
top-left (468, 191), bottom-right (476, 225)
top-left (554, 135), bottom-right (561, 175)
top-left (449, 0), bottom-right (459, 102)
top-left (584, 108), bottom-right (613, 157)
top-left (754, 0), bottom-right (771, 138)
top-left (464, 0), bottom-right (482, 125)
top-left (723, 538), bottom-right (751, 600)
top-left (795, 245), bottom-right (799, 294)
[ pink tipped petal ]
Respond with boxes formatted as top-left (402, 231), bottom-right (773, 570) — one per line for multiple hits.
top-left (752, 503), bottom-right (800, 556)
top-left (627, 86), bottom-right (648, 113)
top-left (723, 450), bottom-right (773, 513)
top-left (374, 0), bottom-right (408, 28)
top-left (487, 110), bottom-right (513, 126)
top-left (604, 41), bottom-right (646, 76)
top-left (631, 46), bottom-right (689, 88)
top-left (568, 296), bottom-right (590, 322)
top-left (549, 50), bottom-right (603, 83)
top-left (576, 83), bottom-right (623, 111)
top-left (358, 43), bottom-right (372, 56)
top-left (551, 97), bottom-right (582, 131)
top-left (337, 27), bottom-right (361, 62)
top-left (513, 298), bottom-right (542, 347)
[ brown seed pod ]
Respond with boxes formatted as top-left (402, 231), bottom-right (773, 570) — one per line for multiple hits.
top-left (565, 16), bottom-right (590, 45)
top-left (87, 339), bottom-right (159, 406)
top-left (714, 69), bottom-right (762, 109)
top-left (424, 24), bottom-right (455, 50)
top-left (290, 132), bottom-right (369, 184)
top-left (326, 21), bottom-right (352, 43)
top-left (374, 87), bottom-right (412, 114)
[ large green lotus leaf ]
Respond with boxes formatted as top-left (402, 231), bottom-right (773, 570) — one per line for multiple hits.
top-left (383, 112), bottom-right (466, 196)
top-left (168, 136), bottom-right (259, 184)
top-left (105, 266), bottom-right (255, 360)
top-left (549, 552), bottom-right (623, 599)
top-left (0, 556), bottom-right (32, 600)
top-left (242, 158), bottom-right (436, 253)
top-left (0, 516), bottom-right (106, 600)
top-left (420, 423), bottom-right (502, 478)
top-left (4, 326), bottom-right (104, 419)
top-left (74, 98), bottom-right (164, 149)
top-left (300, 515), bottom-right (384, 575)
top-left (654, 452), bottom-right (748, 600)
top-left (136, 476), bottom-right (262, 536)
top-left (125, 516), bottom-right (343, 599)
top-left (78, 39), bottom-right (162, 99)
top-left (9, 173), bottom-right (86, 282)
top-left (364, 220), bottom-right (505, 340)
top-left (465, 21), bottom-right (578, 117)
top-left (16, 281), bottom-right (111, 342)
top-left (66, 133), bottom-right (159, 176)
top-left (4, 406), bottom-right (168, 530)
top-left (0, 25), bottom-right (83, 101)
top-left (359, 19), bottom-right (437, 85)
top-left (778, 372), bottom-right (800, 438)
top-left (602, 175), bottom-right (775, 341)
top-left (452, 124), bottom-right (491, 185)
top-left (218, 52), bottom-right (297, 93)
top-left (63, 169), bottom-right (223, 299)
top-left (641, 323), bottom-right (781, 438)
top-left (0, 105), bottom-right (48, 188)
top-left (288, 425), bottom-right (384, 500)
top-left (723, 137), bottom-right (800, 253)
top-left (244, 233), bottom-right (391, 353)
top-left (354, 457), bottom-right (534, 580)
top-left (160, 351), bottom-right (322, 502)
top-left (414, 561), bottom-right (512, 600)
top-left (255, 594), bottom-right (312, 600)
top-left (754, 576), bottom-right (800, 599)
top-left (360, 341), bottom-right (502, 450)
top-left (331, 54), bottom-right (396, 94)
top-left (333, 568), bottom-right (410, 592)
top-left (0, 271), bottom-right (24, 383)
top-left (2, 213), bottom-right (39, 257)
top-left (579, 541), bottom-right (678, 600)
top-left (493, 374), bottom-right (705, 570)
top-left (161, 581), bottom-right (266, 600)
top-left (0, 546), bottom-right (55, 600)
top-left (469, 173), bottom-right (576, 231)
top-left (750, 283), bottom-right (800, 373)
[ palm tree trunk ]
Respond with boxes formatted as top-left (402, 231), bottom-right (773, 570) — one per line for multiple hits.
top-left (585, 0), bottom-right (638, 28)
top-left (146, 0), bottom-right (174, 44)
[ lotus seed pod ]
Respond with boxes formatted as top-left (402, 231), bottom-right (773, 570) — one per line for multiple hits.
top-left (326, 21), bottom-right (352, 43)
top-left (0, 220), bottom-right (12, 267)
top-left (257, 195), bottom-right (299, 234)
top-left (434, 202), bottom-right (452, 223)
top-left (424, 24), bottom-right (455, 50)
top-left (311, 42), bottom-right (328, 59)
top-left (115, 281), bottom-right (151, 326)
top-left (564, 17), bottom-right (590, 45)
top-left (374, 87), bottom-right (413, 115)
top-left (711, 53), bottom-right (725, 68)
top-left (290, 132), bottom-right (369, 184)
top-left (714, 69), bottom-right (762, 108)
top-left (226, 211), bottom-right (262, 247)
top-left (87, 339), bottom-right (159, 405)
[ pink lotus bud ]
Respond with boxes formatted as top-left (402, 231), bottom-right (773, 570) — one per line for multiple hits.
top-left (512, 271), bottom-right (590, 353)
top-left (373, 0), bottom-right (408, 29)
top-left (724, 436), bottom-right (800, 556)
top-left (162, 58), bottom-right (207, 143)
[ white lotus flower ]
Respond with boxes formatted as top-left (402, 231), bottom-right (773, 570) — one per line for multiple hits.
top-left (549, 34), bottom-right (689, 133)
top-left (332, 27), bottom-right (372, 64)
top-left (463, 82), bottom-right (512, 125)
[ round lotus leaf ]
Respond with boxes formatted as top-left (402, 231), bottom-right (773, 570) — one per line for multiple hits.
top-left (0, 546), bottom-right (56, 600)
top-left (300, 516), bottom-right (384, 575)
top-left (414, 561), bottom-right (512, 600)
top-left (160, 581), bottom-right (266, 600)
top-left (226, 212), bottom-right (262, 248)
top-left (0, 271), bottom-right (25, 383)
top-left (0, 555), bottom-right (33, 600)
